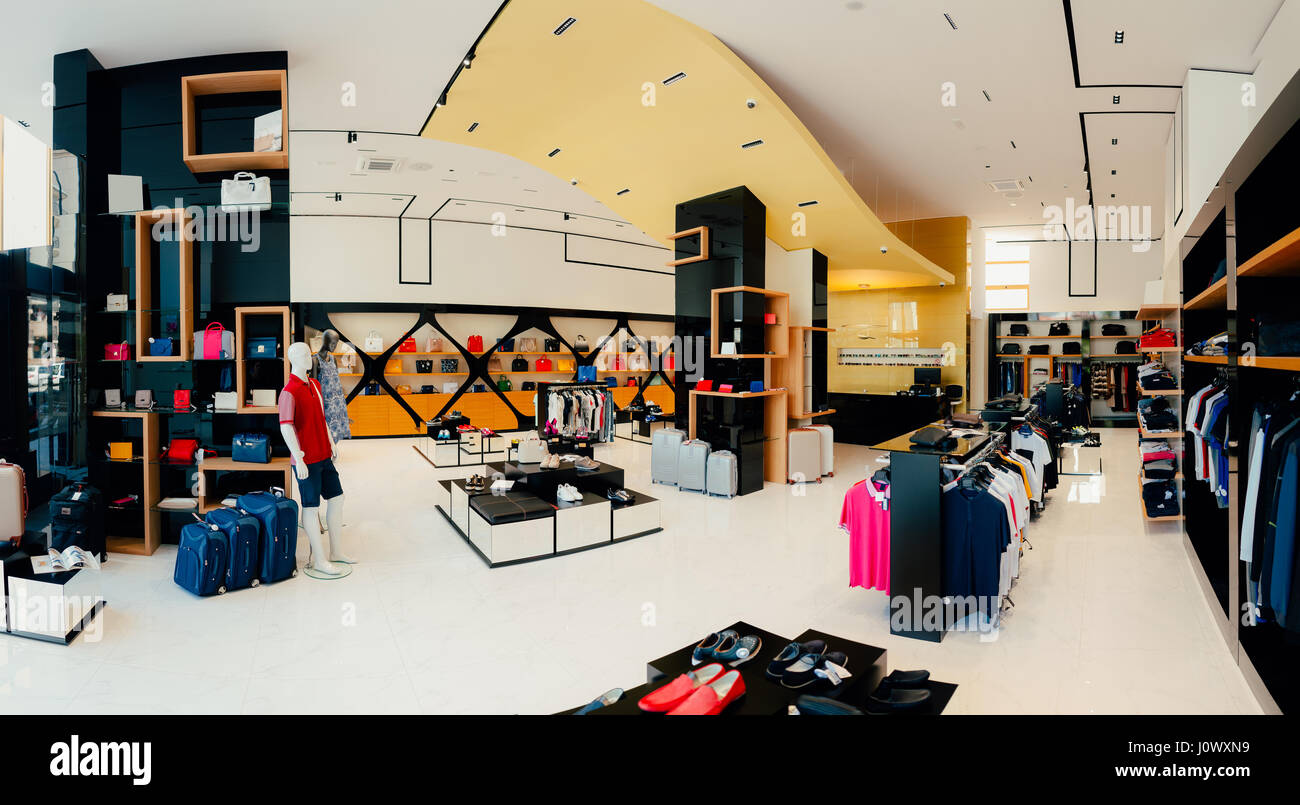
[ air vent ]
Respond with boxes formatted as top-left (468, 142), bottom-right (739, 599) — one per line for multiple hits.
top-left (554, 17), bottom-right (577, 35)
top-left (1114, 30), bottom-right (1124, 44)
top-left (797, 200), bottom-right (819, 207)
top-left (1112, 95), bottom-right (1121, 104)
top-left (616, 188), bottom-right (630, 196)
top-left (467, 122), bottom-right (479, 132)
top-left (987, 178), bottom-right (1026, 193)
top-left (355, 156), bottom-right (403, 173)
top-left (740, 139), bottom-right (765, 149)
top-left (662, 72), bottom-right (687, 86)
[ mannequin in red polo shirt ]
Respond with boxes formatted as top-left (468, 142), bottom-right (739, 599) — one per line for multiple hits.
top-left (280, 342), bottom-right (355, 578)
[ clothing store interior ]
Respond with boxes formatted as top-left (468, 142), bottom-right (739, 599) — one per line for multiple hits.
top-left (4, 0), bottom-right (1300, 718)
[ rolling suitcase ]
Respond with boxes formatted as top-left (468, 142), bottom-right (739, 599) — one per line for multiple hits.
top-left (237, 489), bottom-right (299, 583)
top-left (48, 482), bottom-right (106, 560)
top-left (787, 428), bottom-right (822, 484)
top-left (174, 519), bottom-right (229, 596)
top-left (807, 424), bottom-right (835, 477)
top-left (677, 439), bottom-right (711, 493)
top-left (706, 450), bottom-right (738, 498)
top-left (651, 427), bottom-right (686, 486)
top-left (0, 459), bottom-right (27, 545)
top-left (205, 506), bottom-right (261, 590)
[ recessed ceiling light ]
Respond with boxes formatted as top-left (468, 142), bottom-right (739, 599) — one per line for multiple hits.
top-left (740, 139), bottom-right (765, 149)
top-left (943, 12), bottom-right (957, 29)
top-left (1111, 169), bottom-right (1117, 175)
top-left (616, 188), bottom-right (630, 196)
top-left (1112, 95), bottom-right (1121, 104)
top-left (982, 90), bottom-right (991, 102)
top-left (797, 200), bottom-right (819, 207)
top-left (547, 148), bottom-right (561, 157)
top-left (553, 17), bottom-right (577, 35)
top-left (1010, 202), bottom-right (1017, 207)
top-left (409, 162), bottom-right (432, 171)
top-left (467, 122), bottom-right (479, 133)
top-left (1110, 193), bottom-right (1116, 198)
top-left (1114, 30), bottom-right (1124, 44)
top-left (662, 72), bottom-right (687, 86)
top-left (1111, 137), bottom-right (1118, 145)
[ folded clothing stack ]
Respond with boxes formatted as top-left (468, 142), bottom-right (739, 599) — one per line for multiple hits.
top-left (1137, 360), bottom-right (1177, 390)
top-left (1142, 480), bottom-right (1180, 518)
top-left (1138, 396), bottom-right (1179, 432)
top-left (1186, 332), bottom-right (1228, 356)
top-left (1140, 439), bottom-right (1175, 461)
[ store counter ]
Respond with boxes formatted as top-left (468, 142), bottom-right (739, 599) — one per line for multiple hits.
top-left (825, 392), bottom-right (946, 446)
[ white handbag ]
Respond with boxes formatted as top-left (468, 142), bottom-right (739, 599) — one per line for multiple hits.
top-left (220, 171), bottom-right (271, 212)
top-left (104, 389), bottom-right (122, 407)
top-left (251, 389), bottom-right (277, 408)
top-left (517, 437), bottom-right (545, 464)
top-left (363, 329), bottom-right (383, 353)
top-left (441, 381), bottom-right (459, 393)
top-left (106, 294), bottom-right (128, 312)
top-left (214, 391), bottom-right (237, 411)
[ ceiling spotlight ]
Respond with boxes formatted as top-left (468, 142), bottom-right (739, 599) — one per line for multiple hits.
top-left (616, 188), bottom-right (630, 196)
top-left (463, 52), bottom-right (475, 67)
top-left (662, 72), bottom-right (687, 86)
top-left (1010, 140), bottom-right (1017, 149)
top-left (1114, 30), bottom-right (1124, 44)
top-left (547, 147), bottom-right (561, 157)
top-left (569, 177), bottom-right (579, 186)
top-left (467, 122), bottom-right (479, 132)
top-left (1111, 169), bottom-right (1117, 175)
top-left (943, 12), bottom-right (957, 29)
top-left (554, 17), bottom-right (577, 35)
top-left (797, 200), bottom-right (819, 207)
top-left (982, 90), bottom-right (991, 102)
top-left (741, 138), bottom-right (765, 149)
top-left (1112, 95), bottom-right (1121, 104)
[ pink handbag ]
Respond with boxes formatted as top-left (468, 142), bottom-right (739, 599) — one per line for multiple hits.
top-left (203, 322), bottom-right (226, 360)
top-left (104, 342), bottom-right (131, 360)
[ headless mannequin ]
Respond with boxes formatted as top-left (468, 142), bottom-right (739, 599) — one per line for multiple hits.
top-left (309, 330), bottom-right (342, 533)
top-left (281, 342), bottom-right (355, 576)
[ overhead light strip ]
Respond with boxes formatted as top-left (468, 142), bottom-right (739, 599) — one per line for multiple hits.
top-left (740, 139), bottom-right (765, 149)
top-left (554, 17), bottom-right (577, 35)
top-left (547, 148), bottom-right (562, 157)
top-left (662, 72), bottom-right (687, 86)
top-left (943, 12), bottom-right (957, 29)
top-left (797, 200), bottom-right (819, 207)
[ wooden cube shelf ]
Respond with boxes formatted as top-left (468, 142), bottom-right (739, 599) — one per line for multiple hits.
top-left (709, 285), bottom-right (790, 358)
top-left (181, 70), bottom-right (288, 174)
top-left (235, 306), bottom-right (290, 413)
top-left (134, 209), bottom-right (193, 362)
top-left (92, 410), bottom-right (161, 556)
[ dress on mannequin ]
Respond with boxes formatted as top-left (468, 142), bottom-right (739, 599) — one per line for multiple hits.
top-left (313, 330), bottom-right (351, 442)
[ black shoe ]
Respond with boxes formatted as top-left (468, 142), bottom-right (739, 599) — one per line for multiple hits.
top-left (881, 669), bottom-right (930, 688)
top-left (793, 695), bottom-right (863, 715)
top-left (781, 649), bottom-right (848, 689)
top-left (764, 640), bottom-right (827, 681)
top-left (867, 687), bottom-right (932, 712)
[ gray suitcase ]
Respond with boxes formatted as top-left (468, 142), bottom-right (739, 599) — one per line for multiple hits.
top-left (787, 428), bottom-right (822, 484)
top-left (807, 424), bottom-right (834, 477)
top-left (651, 427), bottom-right (686, 485)
top-left (677, 439), bottom-right (711, 493)
top-left (706, 450), bottom-right (738, 498)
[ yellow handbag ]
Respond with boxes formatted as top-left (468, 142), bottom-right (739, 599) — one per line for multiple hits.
top-left (558, 359), bottom-right (575, 372)
top-left (386, 358), bottom-right (404, 375)
top-left (396, 384), bottom-right (413, 395)
top-left (109, 442), bottom-right (133, 461)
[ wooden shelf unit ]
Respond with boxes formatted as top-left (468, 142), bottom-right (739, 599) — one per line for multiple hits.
top-left (181, 70), bottom-right (288, 174)
top-left (195, 456), bottom-right (294, 513)
top-left (234, 306), bottom-right (290, 414)
top-left (1184, 277), bottom-right (1228, 310)
top-left (777, 325), bottom-right (835, 418)
top-left (687, 389), bottom-right (789, 484)
top-left (92, 410), bottom-right (161, 556)
top-left (1136, 303), bottom-right (1180, 320)
top-left (1236, 224), bottom-right (1300, 279)
top-left (134, 209), bottom-right (193, 362)
top-left (709, 286), bottom-right (790, 358)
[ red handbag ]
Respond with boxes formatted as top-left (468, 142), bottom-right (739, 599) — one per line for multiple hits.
top-left (696, 379), bottom-right (713, 391)
top-left (718, 383), bottom-right (735, 393)
top-left (467, 335), bottom-right (484, 353)
top-left (663, 355), bottom-right (675, 371)
top-left (627, 378), bottom-right (638, 387)
top-left (104, 342), bottom-right (131, 360)
top-left (160, 438), bottom-right (198, 463)
top-left (173, 389), bottom-right (192, 409)
top-left (535, 356), bottom-right (552, 371)
top-left (398, 337), bottom-right (417, 353)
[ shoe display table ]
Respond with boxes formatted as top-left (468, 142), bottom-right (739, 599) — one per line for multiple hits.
top-left (615, 409), bottom-right (668, 444)
top-left (433, 459), bottom-right (660, 568)
top-left (560, 620), bottom-right (957, 716)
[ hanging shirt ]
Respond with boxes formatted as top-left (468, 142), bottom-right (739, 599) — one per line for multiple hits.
top-left (839, 480), bottom-right (890, 594)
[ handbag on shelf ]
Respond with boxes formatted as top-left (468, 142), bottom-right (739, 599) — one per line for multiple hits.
top-left (397, 384), bottom-right (413, 395)
top-left (416, 359), bottom-right (433, 373)
top-left (487, 356), bottom-right (503, 372)
top-left (104, 389), bottom-right (122, 408)
top-left (605, 377), bottom-right (618, 387)
top-left (108, 442), bottom-right (133, 461)
top-left (385, 358), bottom-right (404, 375)
top-left (214, 391), bottom-right (237, 411)
top-left (195, 322), bottom-right (233, 360)
top-left (696, 380), bottom-right (714, 391)
top-left (251, 389), bottom-right (277, 407)
top-left (473, 383), bottom-right (487, 393)
top-left (442, 381), bottom-right (459, 393)
top-left (627, 378), bottom-right (639, 387)
top-left (149, 337), bottom-right (175, 357)
top-left (232, 433), bottom-right (271, 464)
top-left (511, 356), bottom-right (529, 372)
top-left (1101, 323), bottom-right (1128, 336)
top-left (173, 389), bottom-right (192, 410)
top-left (521, 381), bottom-right (537, 391)
top-left (1062, 341), bottom-right (1082, 355)
top-left (160, 438), bottom-right (199, 464)
top-left (1008, 323), bottom-right (1030, 337)
top-left (420, 385), bottom-right (434, 394)
top-left (364, 329), bottom-right (384, 352)
top-left (576, 365), bottom-right (597, 383)
top-left (106, 294), bottom-right (128, 312)
top-left (1115, 340), bottom-right (1137, 354)
top-left (1028, 344), bottom-right (1050, 355)
top-left (497, 375), bottom-right (513, 392)
top-left (364, 382), bottom-right (381, 396)
top-left (135, 390), bottom-right (154, 408)
top-left (558, 359), bottom-right (574, 372)
top-left (398, 337), bottom-right (417, 353)
top-left (219, 171), bottom-right (271, 211)
top-left (517, 337), bottom-right (538, 353)
top-left (718, 383), bottom-right (734, 393)
top-left (440, 358), bottom-right (459, 373)
top-left (1000, 343), bottom-right (1022, 355)
top-left (246, 336), bottom-right (278, 358)
top-left (575, 334), bottom-right (589, 351)
top-left (544, 338), bottom-right (561, 353)
top-left (497, 337), bottom-right (516, 353)
top-left (1049, 322), bottom-right (1071, 336)
top-left (535, 356), bottom-right (553, 371)
top-left (467, 335), bottom-right (484, 353)
top-left (426, 336), bottom-right (443, 353)
top-left (749, 381), bottom-right (764, 392)
top-left (104, 342), bottom-right (131, 361)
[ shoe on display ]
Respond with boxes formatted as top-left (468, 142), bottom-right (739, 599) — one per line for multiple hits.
top-left (666, 669), bottom-right (746, 715)
top-left (638, 663), bottom-right (724, 712)
top-left (605, 488), bottom-right (635, 504)
top-left (575, 457), bottom-right (599, 471)
top-left (880, 669), bottom-right (930, 688)
top-left (574, 687), bottom-right (624, 715)
top-left (559, 484), bottom-right (583, 503)
top-left (793, 695), bottom-right (864, 715)
top-left (765, 639), bottom-right (827, 681)
top-left (711, 632), bottom-right (763, 667)
top-left (867, 687), bottom-right (932, 712)
top-left (691, 629), bottom-right (739, 666)
top-left (781, 649), bottom-right (849, 689)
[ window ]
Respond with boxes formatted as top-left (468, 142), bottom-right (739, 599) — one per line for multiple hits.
top-left (984, 240), bottom-right (1029, 310)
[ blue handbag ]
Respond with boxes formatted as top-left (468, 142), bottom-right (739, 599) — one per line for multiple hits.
top-left (605, 376), bottom-right (618, 387)
top-left (232, 433), bottom-right (271, 464)
top-left (149, 337), bottom-right (175, 356)
top-left (749, 380), bottom-right (764, 392)
top-left (246, 337), bottom-right (278, 358)
top-left (577, 365), bottom-right (597, 383)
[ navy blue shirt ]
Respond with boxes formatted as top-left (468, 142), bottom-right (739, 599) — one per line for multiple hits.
top-left (941, 486), bottom-right (1012, 617)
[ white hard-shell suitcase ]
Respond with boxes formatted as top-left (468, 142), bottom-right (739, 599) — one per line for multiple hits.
top-left (677, 439), bottom-right (711, 493)
top-left (787, 428), bottom-right (822, 484)
top-left (651, 428), bottom-right (686, 485)
top-left (807, 424), bottom-right (834, 477)
top-left (0, 459), bottom-right (28, 544)
top-left (706, 450), bottom-right (738, 498)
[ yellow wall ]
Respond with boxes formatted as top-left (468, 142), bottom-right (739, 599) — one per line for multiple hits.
top-left (828, 216), bottom-right (968, 400)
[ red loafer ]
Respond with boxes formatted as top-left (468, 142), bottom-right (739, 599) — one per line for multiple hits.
top-left (638, 663), bottom-right (724, 712)
top-left (666, 669), bottom-right (746, 715)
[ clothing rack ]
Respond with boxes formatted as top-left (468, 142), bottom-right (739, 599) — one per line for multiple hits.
top-left (535, 381), bottom-right (614, 443)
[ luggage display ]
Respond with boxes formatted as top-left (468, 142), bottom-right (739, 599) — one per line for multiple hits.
top-left (174, 519), bottom-right (229, 596)
top-left (705, 450), bottom-right (738, 498)
top-left (787, 428), bottom-right (822, 484)
top-left (236, 489), bottom-right (299, 583)
top-left (677, 439), bottom-right (711, 493)
top-left (0, 459), bottom-right (28, 545)
top-left (650, 427), bottom-right (686, 485)
top-left (806, 424), bottom-right (835, 477)
top-left (48, 482), bottom-right (106, 560)
top-left (205, 507), bottom-right (261, 591)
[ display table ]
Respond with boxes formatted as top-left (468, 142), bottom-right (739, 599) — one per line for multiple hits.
top-left (1, 559), bottom-right (105, 645)
top-left (615, 409), bottom-right (668, 444)
top-left (560, 620), bottom-right (956, 715)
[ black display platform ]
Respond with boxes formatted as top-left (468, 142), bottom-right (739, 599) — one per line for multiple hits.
top-left (487, 460), bottom-right (624, 502)
top-left (562, 621), bottom-right (956, 716)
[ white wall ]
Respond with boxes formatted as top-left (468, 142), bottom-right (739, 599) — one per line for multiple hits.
top-left (290, 216), bottom-right (674, 314)
top-left (764, 240), bottom-right (812, 327)
top-left (1020, 240), bottom-right (1161, 313)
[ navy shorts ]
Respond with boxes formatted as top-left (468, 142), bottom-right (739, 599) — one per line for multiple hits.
top-left (295, 458), bottom-right (342, 508)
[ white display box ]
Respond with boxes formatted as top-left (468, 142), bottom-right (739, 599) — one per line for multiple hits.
top-left (555, 493), bottom-right (612, 552)
top-left (468, 509), bottom-right (554, 564)
top-left (613, 496), bottom-right (661, 540)
top-left (3, 563), bottom-right (104, 644)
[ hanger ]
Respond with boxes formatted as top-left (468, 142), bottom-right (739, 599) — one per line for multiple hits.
top-left (872, 466), bottom-right (891, 485)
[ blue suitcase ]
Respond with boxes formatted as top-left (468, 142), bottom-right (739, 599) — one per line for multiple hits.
top-left (205, 506), bottom-right (261, 590)
top-left (174, 520), bottom-right (229, 596)
top-left (237, 489), bottom-right (299, 583)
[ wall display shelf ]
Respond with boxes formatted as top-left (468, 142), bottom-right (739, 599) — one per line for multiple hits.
top-left (181, 70), bottom-right (288, 174)
top-left (1136, 304), bottom-right (1179, 320)
top-left (1237, 356), bottom-right (1300, 371)
top-left (709, 286), bottom-right (789, 358)
top-left (91, 410), bottom-right (160, 555)
top-left (1184, 277), bottom-right (1228, 310)
top-left (1184, 355), bottom-right (1227, 365)
top-left (194, 456), bottom-right (294, 513)
top-left (134, 209), bottom-right (193, 362)
top-left (234, 305), bottom-right (290, 413)
top-left (1235, 225), bottom-right (1300, 279)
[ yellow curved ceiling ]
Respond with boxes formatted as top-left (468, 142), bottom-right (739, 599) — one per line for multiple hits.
top-left (421, 0), bottom-right (954, 289)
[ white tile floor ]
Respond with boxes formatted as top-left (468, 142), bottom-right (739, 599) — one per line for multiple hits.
top-left (0, 432), bottom-right (1262, 714)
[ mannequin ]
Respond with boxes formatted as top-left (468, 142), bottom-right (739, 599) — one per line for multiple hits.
top-left (280, 342), bottom-right (356, 577)
top-left (310, 329), bottom-right (350, 533)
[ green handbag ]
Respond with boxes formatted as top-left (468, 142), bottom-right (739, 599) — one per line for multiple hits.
top-left (497, 375), bottom-right (513, 392)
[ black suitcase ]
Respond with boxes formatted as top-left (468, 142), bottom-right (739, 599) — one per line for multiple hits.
top-left (48, 482), bottom-right (106, 561)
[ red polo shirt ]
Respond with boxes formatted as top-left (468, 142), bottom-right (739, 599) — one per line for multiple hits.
top-left (278, 375), bottom-right (331, 465)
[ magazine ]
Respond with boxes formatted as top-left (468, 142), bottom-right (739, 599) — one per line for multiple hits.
top-left (30, 546), bottom-right (101, 574)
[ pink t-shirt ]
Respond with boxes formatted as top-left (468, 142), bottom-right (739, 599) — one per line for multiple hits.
top-left (840, 480), bottom-right (890, 594)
